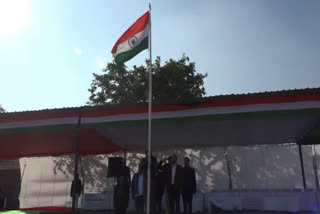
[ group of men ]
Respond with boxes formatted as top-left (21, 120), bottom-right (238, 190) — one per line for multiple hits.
top-left (114, 154), bottom-right (197, 214)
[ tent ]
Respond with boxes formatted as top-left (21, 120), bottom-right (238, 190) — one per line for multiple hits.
top-left (1, 88), bottom-right (320, 159)
top-left (1, 87), bottom-right (320, 211)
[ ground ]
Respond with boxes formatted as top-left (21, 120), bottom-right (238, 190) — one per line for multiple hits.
top-left (0, 211), bottom-right (316, 214)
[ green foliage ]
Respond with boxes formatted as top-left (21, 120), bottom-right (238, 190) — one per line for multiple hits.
top-left (88, 54), bottom-right (207, 105)
top-left (54, 55), bottom-right (207, 187)
top-left (0, 105), bottom-right (5, 113)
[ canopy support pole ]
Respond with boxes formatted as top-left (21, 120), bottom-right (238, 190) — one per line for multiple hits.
top-left (312, 144), bottom-right (320, 213)
top-left (72, 110), bottom-right (82, 213)
top-left (298, 144), bottom-right (307, 189)
top-left (224, 147), bottom-right (233, 190)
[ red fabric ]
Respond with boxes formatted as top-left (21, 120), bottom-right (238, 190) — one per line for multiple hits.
top-left (83, 93), bottom-right (320, 118)
top-left (111, 11), bottom-right (149, 54)
top-left (0, 110), bottom-right (79, 123)
top-left (202, 93), bottom-right (320, 107)
top-left (0, 90), bottom-right (319, 160)
top-left (1, 91), bottom-right (319, 123)
top-left (20, 206), bottom-right (72, 211)
top-left (0, 128), bottom-right (122, 159)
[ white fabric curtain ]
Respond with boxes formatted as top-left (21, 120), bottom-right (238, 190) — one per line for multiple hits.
top-left (18, 145), bottom-right (320, 208)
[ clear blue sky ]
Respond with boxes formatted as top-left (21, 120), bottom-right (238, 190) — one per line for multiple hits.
top-left (0, 0), bottom-right (319, 112)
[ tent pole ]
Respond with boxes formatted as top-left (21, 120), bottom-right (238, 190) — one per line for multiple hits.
top-left (224, 147), bottom-right (233, 190)
top-left (298, 144), bottom-right (307, 189)
top-left (312, 144), bottom-right (320, 212)
top-left (72, 110), bottom-right (82, 213)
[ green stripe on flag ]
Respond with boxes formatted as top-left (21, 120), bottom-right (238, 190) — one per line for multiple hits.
top-left (115, 37), bottom-right (148, 64)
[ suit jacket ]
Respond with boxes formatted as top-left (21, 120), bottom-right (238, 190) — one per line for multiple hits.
top-left (156, 160), bottom-right (168, 194)
top-left (182, 166), bottom-right (196, 194)
top-left (114, 166), bottom-right (131, 208)
top-left (117, 166), bottom-right (131, 193)
top-left (131, 173), bottom-right (143, 198)
top-left (70, 177), bottom-right (82, 197)
top-left (165, 163), bottom-right (183, 192)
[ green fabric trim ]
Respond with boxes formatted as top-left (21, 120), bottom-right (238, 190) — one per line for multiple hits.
top-left (1, 108), bottom-right (320, 135)
top-left (83, 108), bottom-right (320, 128)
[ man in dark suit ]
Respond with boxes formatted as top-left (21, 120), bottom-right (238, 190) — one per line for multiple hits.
top-left (156, 156), bottom-right (172, 214)
top-left (70, 172), bottom-right (82, 209)
top-left (131, 164), bottom-right (144, 214)
top-left (182, 157), bottom-right (196, 214)
top-left (140, 154), bottom-right (158, 214)
top-left (166, 154), bottom-right (183, 214)
top-left (114, 158), bottom-right (131, 214)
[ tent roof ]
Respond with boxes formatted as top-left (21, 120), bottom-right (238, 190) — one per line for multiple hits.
top-left (1, 87), bottom-right (320, 159)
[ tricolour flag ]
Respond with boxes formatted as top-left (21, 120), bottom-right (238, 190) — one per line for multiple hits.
top-left (111, 11), bottom-right (150, 64)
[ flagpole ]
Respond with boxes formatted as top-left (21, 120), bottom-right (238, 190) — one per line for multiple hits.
top-left (147, 3), bottom-right (152, 214)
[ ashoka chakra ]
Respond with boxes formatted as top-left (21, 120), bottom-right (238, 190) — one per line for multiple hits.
top-left (128, 36), bottom-right (139, 48)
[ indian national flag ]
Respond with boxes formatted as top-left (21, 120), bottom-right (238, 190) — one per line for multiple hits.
top-left (111, 11), bottom-right (150, 64)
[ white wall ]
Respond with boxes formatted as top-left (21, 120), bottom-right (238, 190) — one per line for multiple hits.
top-left (19, 157), bottom-right (73, 208)
top-left (19, 144), bottom-right (320, 208)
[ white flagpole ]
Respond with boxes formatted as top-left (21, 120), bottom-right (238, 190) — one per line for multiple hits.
top-left (147, 3), bottom-right (152, 214)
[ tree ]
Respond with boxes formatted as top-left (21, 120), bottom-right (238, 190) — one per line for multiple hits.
top-left (54, 54), bottom-right (208, 192)
top-left (88, 54), bottom-right (207, 105)
top-left (0, 105), bottom-right (5, 113)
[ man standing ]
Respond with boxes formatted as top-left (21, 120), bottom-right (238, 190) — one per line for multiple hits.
top-left (70, 172), bottom-right (82, 209)
top-left (114, 158), bottom-right (131, 214)
top-left (182, 157), bottom-right (196, 214)
top-left (166, 154), bottom-right (182, 214)
top-left (157, 156), bottom-right (172, 214)
top-left (140, 154), bottom-right (158, 214)
top-left (132, 164), bottom-right (145, 214)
